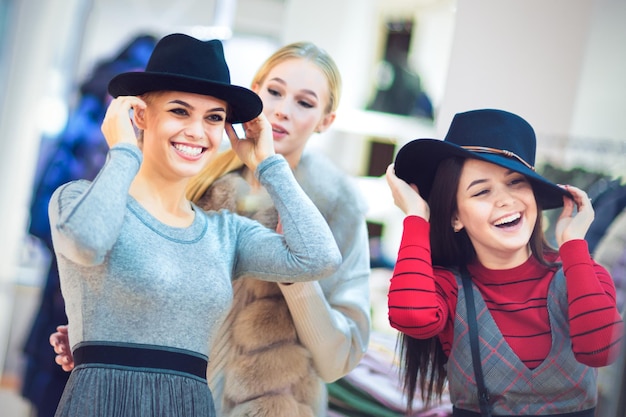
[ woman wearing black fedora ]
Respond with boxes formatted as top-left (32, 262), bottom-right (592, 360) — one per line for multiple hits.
top-left (385, 109), bottom-right (624, 417)
top-left (51, 41), bottom-right (371, 417)
top-left (47, 33), bottom-right (341, 417)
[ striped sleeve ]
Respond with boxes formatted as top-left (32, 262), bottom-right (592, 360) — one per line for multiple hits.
top-left (387, 216), bottom-right (455, 342)
top-left (561, 239), bottom-right (625, 367)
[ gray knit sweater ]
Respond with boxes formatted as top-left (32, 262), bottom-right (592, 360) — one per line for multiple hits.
top-left (49, 143), bottom-right (341, 358)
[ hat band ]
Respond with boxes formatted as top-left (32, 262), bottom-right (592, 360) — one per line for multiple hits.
top-left (461, 146), bottom-right (535, 171)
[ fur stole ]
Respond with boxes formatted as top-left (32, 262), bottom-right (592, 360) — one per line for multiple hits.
top-left (200, 170), bottom-right (321, 417)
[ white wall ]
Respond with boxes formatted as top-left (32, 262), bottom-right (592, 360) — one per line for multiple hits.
top-left (436, 0), bottom-right (625, 177)
top-left (568, 0), bottom-right (626, 175)
top-left (438, 0), bottom-right (594, 136)
top-left (283, 0), bottom-right (379, 110)
top-left (572, 0), bottom-right (626, 139)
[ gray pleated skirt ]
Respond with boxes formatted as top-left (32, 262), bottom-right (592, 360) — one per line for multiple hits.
top-left (54, 343), bottom-right (216, 417)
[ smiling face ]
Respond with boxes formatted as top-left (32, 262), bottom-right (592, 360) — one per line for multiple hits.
top-left (135, 90), bottom-right (227, 180)
top-left (452, 158), bottom-right (538, 268)
top-left (253, 58), bottom-right (335, 167)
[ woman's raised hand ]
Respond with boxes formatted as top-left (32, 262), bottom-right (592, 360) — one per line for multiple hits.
top-left (555, 184), bottom-right (595, 247)
top-left (226, 112), bottom-right (275, 172)
top-left (100, 96), bottom-right (146, 149)
top-left (385, 164), bottom-right (430, 221)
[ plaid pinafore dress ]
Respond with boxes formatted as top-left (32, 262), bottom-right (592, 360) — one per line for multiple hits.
top-left (448, 269), bottom-right (596, 416)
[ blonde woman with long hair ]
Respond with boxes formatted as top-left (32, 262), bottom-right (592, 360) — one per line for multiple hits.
top-left (191, 41), bottom-right (371, 417)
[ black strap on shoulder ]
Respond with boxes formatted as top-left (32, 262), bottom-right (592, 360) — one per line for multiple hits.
top-left (461, 267), bottom-right (492, 417)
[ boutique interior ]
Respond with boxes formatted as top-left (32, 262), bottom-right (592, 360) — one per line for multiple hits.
top-left (1, 0), bottom-right (625, 416)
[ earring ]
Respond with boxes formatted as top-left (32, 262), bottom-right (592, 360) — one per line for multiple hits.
top-left (453, 225), bottom-right (461, 233)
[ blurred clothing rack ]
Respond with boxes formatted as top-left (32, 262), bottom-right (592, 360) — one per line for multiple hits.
top-left (537, 134), bottom-right (626, 179)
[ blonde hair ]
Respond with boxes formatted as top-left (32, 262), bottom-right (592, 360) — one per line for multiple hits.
top-left (186, 42), bottom-right (342, 203)
top-left (186, 149), bottom-right (243, 202)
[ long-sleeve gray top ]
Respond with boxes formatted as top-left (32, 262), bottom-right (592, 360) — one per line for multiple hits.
top-left (48, 143), bottom-right (341, 358)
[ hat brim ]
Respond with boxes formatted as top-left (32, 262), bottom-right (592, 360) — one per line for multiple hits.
top-left (108, 72), bottom-right (263, 124)
top-left (394, 139), bottom-right (571, 210)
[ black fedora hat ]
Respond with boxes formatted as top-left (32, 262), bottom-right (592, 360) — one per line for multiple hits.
top-left (394, 109), bottom-right (571, 210)
top-left (108, 33), bottom-right (262, 124)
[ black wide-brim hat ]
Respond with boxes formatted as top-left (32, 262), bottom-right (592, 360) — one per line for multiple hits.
top-left (394, 109), bottom-right (571, 210)
top-left (108, 33), bottom-right (262, 124)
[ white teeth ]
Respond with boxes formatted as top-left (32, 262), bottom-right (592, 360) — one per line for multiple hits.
top-left (174, 143), bottom-right (203, 156)
top-left (494, 213), bottom-right (521, 226)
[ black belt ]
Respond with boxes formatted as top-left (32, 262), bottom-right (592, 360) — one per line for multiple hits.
top-left (452, 407), bottom-right (596, 417)
top-left (73, 343), bottom-right (208, 380)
